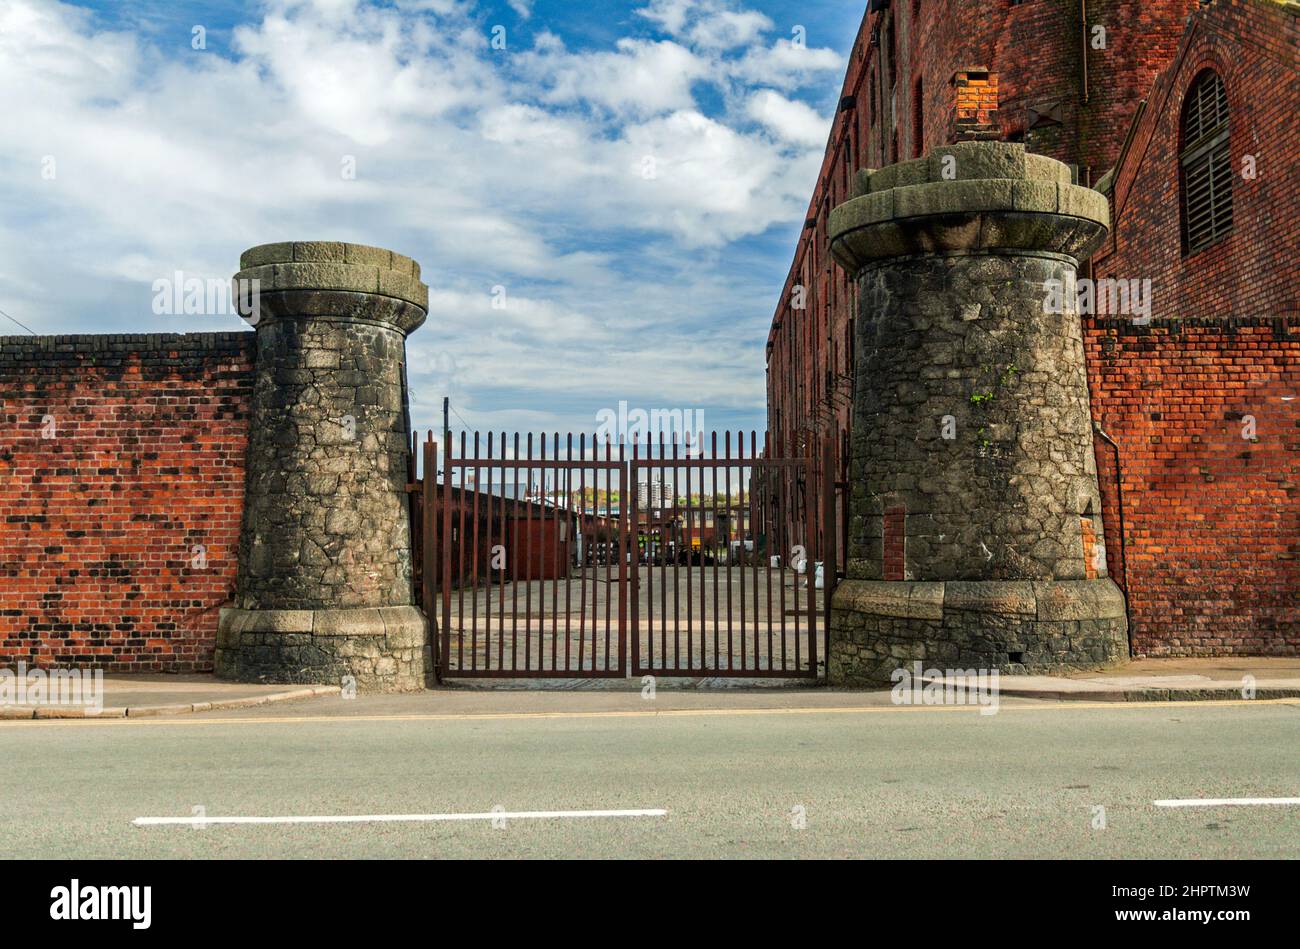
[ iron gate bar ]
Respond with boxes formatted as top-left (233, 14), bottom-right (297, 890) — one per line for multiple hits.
top-left (549, 434), bottom-right (557, 670)
top-left (525, 432), bottom-right (532, 672)
top-left (626, 431), bottom-right (821, 678)
top-left (724, 431), bottom-right (732, 669)
top-left (457, 431), bottom-right (466, 672)
top-left (564, 434), bottom-right (572, 672)
top-left (605, 438), bottom-right (612, 671)
top-left (512, 432), bottom-right (521, 670)
top-left (821, 435), bottom-right (835, 666)
top-left (578, 434), bottom-right (587, 672)
top-left (771, 432), bottom-right (782, 674)
top-left (755, 431), bottom-right (763, 671)
top-left (764, 436), bottom-right (774, 665)
top-left (473, 431), bottom-right (483, 670)
top-left (441, 437), bottom-right (452, 676)
top-left (712, 432), bottom-right (720, 668)
top-left (497, 432), bottom-right (506, 670)
top-left (738, 436), bottom-right (747, 669)
top-left (682, 436), bottom-right (691, 669)
top-left (676, 434), bottom-right (686, 665)
top-left (434, 435), bottom-right (626, 677)
top-left (619, 438), bottom-right (630, 674)
top-left (421, 435), bottom-right (439, 682)
top-left (427, 429), bottom-right (833, 680)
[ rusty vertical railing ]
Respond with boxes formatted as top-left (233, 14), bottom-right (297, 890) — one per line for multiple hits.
top-left (425, 432), bottom-right (625, 677)
top-left (419, 429), bottom-right (835, 679)
top-left (625, 432), bottom-right (822, 678)
top-left (420, 434), bottom-right (440, 682)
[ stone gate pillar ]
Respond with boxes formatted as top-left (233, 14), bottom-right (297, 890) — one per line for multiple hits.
top-left (215, 242), bottom-right (430, 691)
top-left (825, 143), bottom-right (1129, 686)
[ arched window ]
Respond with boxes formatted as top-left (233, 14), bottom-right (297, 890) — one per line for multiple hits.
top-left (1180, 70), bottom-right (1232, 254)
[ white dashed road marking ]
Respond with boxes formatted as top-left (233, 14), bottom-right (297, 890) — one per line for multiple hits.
top-left (133, 808), bottom-right (668, 827)
top-left (1154, 798), bottom-right (1300, 808)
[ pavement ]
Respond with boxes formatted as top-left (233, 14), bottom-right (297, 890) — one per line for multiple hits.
top-left (927, 657), bottom-right (1300, 702)
top-left (2, 657), bottom-right (1297, 719)
top-left (0, 673), bottom-right (340, 719)
top-left (0, 690), bottom-right (1296, 858)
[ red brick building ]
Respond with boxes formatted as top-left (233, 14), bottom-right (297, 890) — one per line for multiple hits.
top-left (1091, 0), bottom-right (1298, 318)
top-left (768, 0), bottom-right (1202, 528)
top-left (768, 0), bottom-right (1298, 655)
top-left (1086, 0), bottom-right (1299, 655)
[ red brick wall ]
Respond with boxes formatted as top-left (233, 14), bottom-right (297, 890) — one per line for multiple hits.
top-left (1093, 0), bottom-right (1300, 318)
top-left (0, 334), bottom-right (253, 671)
top-left (1084, 317), bottom-right (1299, 656)
top-left (1071, 0), bottom-right (1202, 179)
top-left (904, 0), bottom-right (1198, 203)
top-left (1078, 0), bottom-right (1300, 655)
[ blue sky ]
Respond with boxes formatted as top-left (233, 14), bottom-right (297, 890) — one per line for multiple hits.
top-left (1, 0), bottom-right (862, 439)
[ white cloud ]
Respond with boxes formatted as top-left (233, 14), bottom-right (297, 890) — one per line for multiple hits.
top-left (516, 37), bottom-right (710, 118)
top-left (636, 0), bottom-right (772, 50)
top-left (731, 37), bottom-right (844, 89)
top-left (746, 89), bottom-right (831, 146)
top-left (0, 0), bottom-right (845, 433)
top-left (616, 110), bottom-right (804, 245)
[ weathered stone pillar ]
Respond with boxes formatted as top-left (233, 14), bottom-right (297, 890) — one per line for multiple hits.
top-left (215, 242), bottom-right (430, 691)
top-left (826, 142), bottom-right (1128, 686)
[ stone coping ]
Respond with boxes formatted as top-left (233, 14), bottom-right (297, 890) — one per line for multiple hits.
top-left (832, 578), bottom-right (1126, 622)
top-left (236, 241), bottom-right (428, 312)
top-left (828, 180), bottom-right (1109, 269)
top-left (240, 241), bottom-right (421, 277)
top-left (827, 143), bottom-right (1109, 270)
top-left (0, 332), bottom-right (251, 349)
top-left (851, 142), bottom-right (1074, 194)
top-left (830, 179), bottom-right (1109, 234)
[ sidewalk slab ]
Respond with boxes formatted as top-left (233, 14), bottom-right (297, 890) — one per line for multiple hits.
top-left (922, 657), bottom-right (1300, 702)
top-left (1, 673), bottom-right (339, 720)
top-left (5, 659), bottom-right (1298, 722)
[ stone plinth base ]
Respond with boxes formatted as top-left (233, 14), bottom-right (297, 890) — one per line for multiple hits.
top-left (828, 578), bottom-right (1128, 687)
top-left (215, 605), bottom-right (430, 692)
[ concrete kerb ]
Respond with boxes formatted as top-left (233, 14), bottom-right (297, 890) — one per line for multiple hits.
top-left (4, 676), bottom-right (1296, 715)
top-left (917, 676), bottom-right (1300, 704)
top-left (2, 685), bottom-right (340, 720)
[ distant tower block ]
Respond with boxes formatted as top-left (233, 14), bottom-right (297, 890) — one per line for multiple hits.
top-left (215, 242), bottom-right (430, 691)
top-left (825, 142), bottom-right (1129, 685)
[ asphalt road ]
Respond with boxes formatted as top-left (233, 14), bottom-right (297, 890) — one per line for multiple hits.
top-left (1, 695), bottom-right (1297, 858)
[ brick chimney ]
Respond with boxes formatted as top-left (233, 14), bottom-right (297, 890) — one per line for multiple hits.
top-left (951, 68), bottom-right (1000, 141)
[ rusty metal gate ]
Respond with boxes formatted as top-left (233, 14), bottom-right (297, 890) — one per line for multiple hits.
top-left (409, 430), bottom-right (838, 681)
